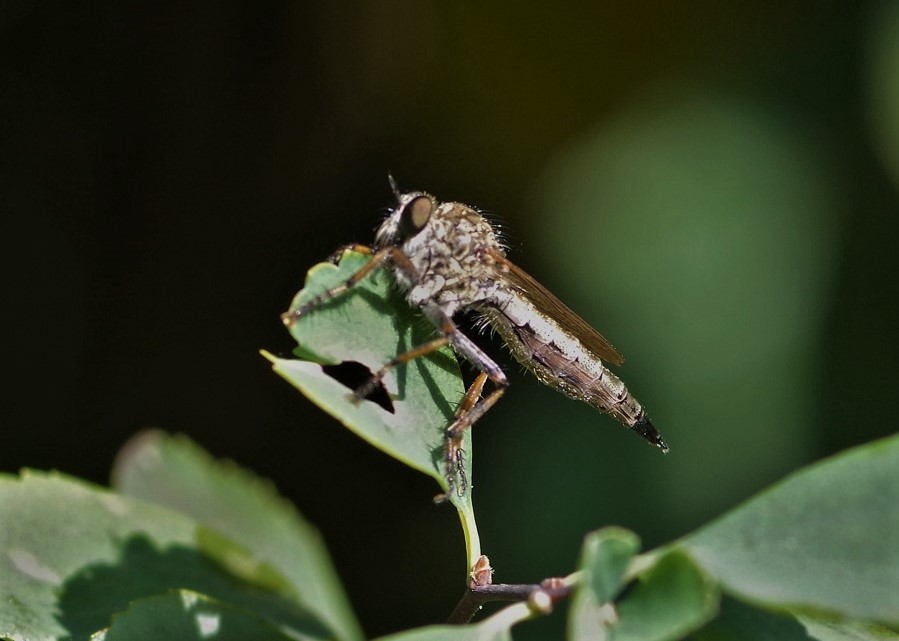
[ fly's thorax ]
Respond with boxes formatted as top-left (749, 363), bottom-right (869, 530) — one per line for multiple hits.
top-left (392, 201), bottom-right (505, 315)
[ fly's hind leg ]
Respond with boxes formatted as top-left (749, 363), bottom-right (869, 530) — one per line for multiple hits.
top-left (437, 371), bottom-right (488, 501)
top-left (351, 295), bottom-right (509, 500)
top-left (427, 326), bottom-right (508, 501)
top-left (436, 371), bottom-right (507, 501)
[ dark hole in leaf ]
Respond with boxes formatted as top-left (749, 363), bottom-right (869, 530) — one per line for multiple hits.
top-left (322, 361), bottom-right (395, 413)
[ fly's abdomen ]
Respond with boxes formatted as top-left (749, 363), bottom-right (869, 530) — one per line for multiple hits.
top-left (581, 364), bottom-right (667, 450)
top-left (482, 299), bottom-right (668, 451)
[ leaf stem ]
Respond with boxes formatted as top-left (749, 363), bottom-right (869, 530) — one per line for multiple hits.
top-left (453, 496), bottom-right (481, 571)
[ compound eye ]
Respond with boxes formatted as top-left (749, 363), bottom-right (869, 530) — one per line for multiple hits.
top-left (399, 196), bottom-right (433, 238)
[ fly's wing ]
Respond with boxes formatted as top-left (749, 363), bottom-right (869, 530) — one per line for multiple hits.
top-left (490, 249), bottom-right (625, 367)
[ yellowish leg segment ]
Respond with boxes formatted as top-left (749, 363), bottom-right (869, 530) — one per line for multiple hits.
top-left (353, 336), bottom-right (451, 400)
top-left (436, 372), bottom-right (508, 501)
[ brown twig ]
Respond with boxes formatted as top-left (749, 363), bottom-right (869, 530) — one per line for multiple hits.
top-left (447, 579), bottom-right (573, 624)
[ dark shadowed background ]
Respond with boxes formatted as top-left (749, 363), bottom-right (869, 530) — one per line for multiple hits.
top-left (3, 2), bottom-right (899, 638)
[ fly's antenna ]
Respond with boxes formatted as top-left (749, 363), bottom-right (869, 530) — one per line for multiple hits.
top-left (387, 173), bottom-right (402, 201)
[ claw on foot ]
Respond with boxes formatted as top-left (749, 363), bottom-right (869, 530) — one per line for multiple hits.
top-left (434, 435), bottom-right (468, 502)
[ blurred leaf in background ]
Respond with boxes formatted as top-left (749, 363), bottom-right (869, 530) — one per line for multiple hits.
top-left (867, 0), bottom-right (899, 190)
top-left (500, 85), bottom-right (842, 544)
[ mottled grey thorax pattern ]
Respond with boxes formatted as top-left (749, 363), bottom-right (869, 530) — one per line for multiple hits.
top-left (393, 202), bottom-right (507, 316)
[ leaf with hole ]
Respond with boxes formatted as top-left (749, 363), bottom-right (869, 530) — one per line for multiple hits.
top-left (265, 249), bottom-right (479, 567)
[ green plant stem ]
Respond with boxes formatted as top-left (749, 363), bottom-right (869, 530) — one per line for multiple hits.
top-left (447, 581), bottom-right (574, 624)
top-left (453, 497), bottom-right (481, 572)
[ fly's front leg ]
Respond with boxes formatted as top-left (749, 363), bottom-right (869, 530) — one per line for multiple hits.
top-left (336, 249), bottom-right (449, 404)
top-left (327, 243), bottom-right (374, 265)
top-left (281, 245), bottom-right (387, 325)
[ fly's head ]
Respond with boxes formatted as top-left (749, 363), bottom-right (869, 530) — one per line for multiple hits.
top-left (374, 180), bottom-right (505, 271)
top-left (374, 186), bottom-right (437, 251)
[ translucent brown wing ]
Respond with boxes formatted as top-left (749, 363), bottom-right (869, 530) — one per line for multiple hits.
top-left (490, 250), bottom-right (625, 367)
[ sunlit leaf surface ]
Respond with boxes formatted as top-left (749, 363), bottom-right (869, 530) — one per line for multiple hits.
top-left (111, 430), bottom-right (361, 641)
top-left (92, 590), bottom-right (298, 641)
top-left (682, 433), bottom-right (899, 627)
top-left (0, 472), bottom-right (331, 641)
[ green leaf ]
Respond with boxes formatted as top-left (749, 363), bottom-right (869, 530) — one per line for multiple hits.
top-left (91, 590), bottom-right (297, 641)
top-left (0, 471), bottom-right (332, 641)
top-left (867, 1), bottom-right (899, 190)
top-left (373, 601), bottom-right (539, 641)
top-left (267, 250), bottom-right (480, 568)
top-left (568, 528), bottom-right (640, 641)
top-left (690, 595), bottom-right (813, 641)
top-left (585, 528), bottom-right (641, 603)
top-left (569, 527), bottom-right (641, 640)
top-left (796, 615), bottom-right (899, 641)
top-left (372, 622), bottom-right (510, 641)
top-left (569, 529), bottom-right (718, 641)
top-left (681, 433), bottom-right (899, 627)
top-left (111, 430), bottom-right (361, 641)
top-left (614, 550), bottom-right (719, 641)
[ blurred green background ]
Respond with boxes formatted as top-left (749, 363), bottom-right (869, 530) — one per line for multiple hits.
top-left (3, 2), bottom-right (898, 638)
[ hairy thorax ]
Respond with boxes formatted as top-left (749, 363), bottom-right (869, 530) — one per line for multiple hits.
top-left (395, 202), bottom-right (506, 316)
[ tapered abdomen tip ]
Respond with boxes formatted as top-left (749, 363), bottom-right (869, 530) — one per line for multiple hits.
top-left (633, 415), bottom-right (669, 453)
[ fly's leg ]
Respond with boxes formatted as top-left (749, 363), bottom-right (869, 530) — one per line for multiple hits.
top-left (439, 372), bottom-right (488, 499)
top-left (281, 245), bottom-right (389, 325)
top-left (417, 313), bottom-right (508, 501)
top-left (353, 308), bottom-right (507, 500)
top-left (436, 370), bottom-right (507, 501)
top-left (352, 335), bottom-right (450, 401)
top-left (342, 250), bottom-right (453, 402)
top-left (368, 337), bottom-right (508, 503)
top-left (327, 243), bottom-right (374, 265)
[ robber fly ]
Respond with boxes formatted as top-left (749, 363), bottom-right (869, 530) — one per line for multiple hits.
top-left (282, 177), bottom-right (667, 498)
